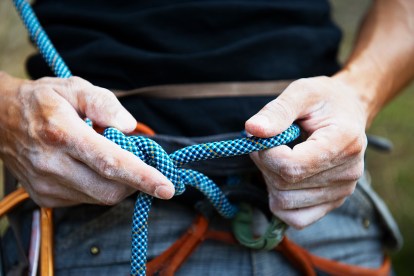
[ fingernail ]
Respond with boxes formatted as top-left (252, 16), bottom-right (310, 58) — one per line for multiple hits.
top-left (154, 185), bottom-right (175, 199)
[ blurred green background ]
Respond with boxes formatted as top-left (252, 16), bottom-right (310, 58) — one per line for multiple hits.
top-left (1, 0), bottom-right (413, 274)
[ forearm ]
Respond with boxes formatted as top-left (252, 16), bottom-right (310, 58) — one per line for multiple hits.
top-left (334, 0), bottom-right (414, 127)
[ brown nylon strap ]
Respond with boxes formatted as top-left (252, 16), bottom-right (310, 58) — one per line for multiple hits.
top-left (114, 80), bottom-right (292, 99)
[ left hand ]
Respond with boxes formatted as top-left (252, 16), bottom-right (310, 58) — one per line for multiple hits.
top-left (245, 76), bottom-right (368, 229)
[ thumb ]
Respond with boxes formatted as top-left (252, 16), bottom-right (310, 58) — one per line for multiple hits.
top-left (53, 77), bottom-right (137, 133)
top-left (246, 90), bottom-right (301, 138)
top-left (81, 88), bottom-right (137, 133)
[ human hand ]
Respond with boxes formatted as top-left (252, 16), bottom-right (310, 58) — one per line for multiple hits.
top-left (0, 72), bottom-right (174, 207)
top-left (245, 76), bottom-right (367, 229)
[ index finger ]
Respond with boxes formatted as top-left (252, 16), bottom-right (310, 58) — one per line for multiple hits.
top-left (66, 117), bottom-right (175, 199)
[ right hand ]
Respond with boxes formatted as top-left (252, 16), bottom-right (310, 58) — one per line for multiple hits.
top-left (0, 72), bottom-right (175, 207)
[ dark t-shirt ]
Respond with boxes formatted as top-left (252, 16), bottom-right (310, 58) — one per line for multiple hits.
top-left (27, 0), bottom-right (341, 136)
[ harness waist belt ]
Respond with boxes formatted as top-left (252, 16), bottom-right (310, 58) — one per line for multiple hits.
top-left (114, 80), bottom-right (292, 99)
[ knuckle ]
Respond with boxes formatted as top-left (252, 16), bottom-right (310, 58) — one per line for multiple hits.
top-left (96, 89), bottom-right (117, 106)
top-left (333, 198), bottom-right (347, 209)
top-left (279, 163), bottom-right (304, 184)
top-left (96, 155), bottom-right (120, 179)
top-left (346, 161), bottom-right (365, 181)
top-left (343, 133), bottom-right (367, 157)
top-left (98, 87), bottom-right (116, 98)
top-left (36, 76), bottom-right (55, 85)
top-left (272, 191), bottom-right (293, 210)
top-left (344, 184), bottom-right (356, 197)
top-left (339, 198), bottom-right (347, 206)
top-left (27, 90), bottom-right (71, 146)
top-left (86, 88), bottom-right (117, 114)
top-left (272, 180), bottom-right (289, 191)
top-left (31, 85), bottom-right (50, 100)
top-left (41, 122), bottom-right (69, 146)
top-left (66, 76), bottom-right (91, 93)
top-left (68, 76), bottom-right (89, 87)
top-left (91, 86), bottom-right (113, 98)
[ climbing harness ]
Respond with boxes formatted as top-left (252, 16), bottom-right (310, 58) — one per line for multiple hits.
top-left (1, 0), bottom-right (392, 275)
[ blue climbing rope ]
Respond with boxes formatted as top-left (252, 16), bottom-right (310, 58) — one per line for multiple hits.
top-left (12, 0), bottom-right (301, 275)
top-left (12, 0), bottom-right (71, 78)
top-left (105, 126), bottom-right (300, 274)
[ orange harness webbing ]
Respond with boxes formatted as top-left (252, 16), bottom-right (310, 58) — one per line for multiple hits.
top-left (146, 214), bottom-right (391, 276)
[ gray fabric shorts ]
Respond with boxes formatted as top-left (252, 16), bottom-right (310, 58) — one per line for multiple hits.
top-left (49, 172), bottom-right (401, 276)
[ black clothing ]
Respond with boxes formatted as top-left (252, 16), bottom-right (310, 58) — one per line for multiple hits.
top-left (27, 0), bottom-right (341, 136)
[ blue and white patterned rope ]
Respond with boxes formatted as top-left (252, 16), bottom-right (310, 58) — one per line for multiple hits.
top-left (12, 0), bottom-right (301, 274)
top-left (13, 0), bottom-right (72, 78)
top-left (105, 125), bottom-right (300, 275)
top-left (12, 0), bottom-right (93, 127)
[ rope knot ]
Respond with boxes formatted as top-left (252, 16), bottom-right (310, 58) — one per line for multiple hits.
top-left (103, 128), bottom-right (185, 195)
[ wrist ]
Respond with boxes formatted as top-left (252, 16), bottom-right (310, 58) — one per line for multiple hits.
top-left (333, 65), bottom-right (387, 128)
